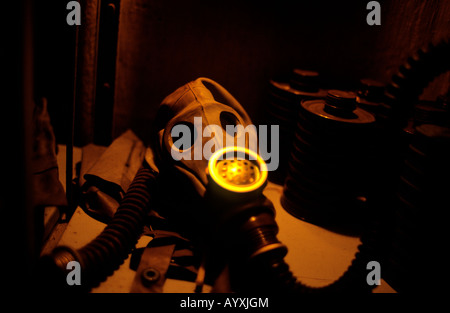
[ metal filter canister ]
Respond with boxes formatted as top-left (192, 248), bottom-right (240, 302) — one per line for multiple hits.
top-left (280, 89), bottom-right (377, 230)
top-left (264, 69), bottom-right (328, 184)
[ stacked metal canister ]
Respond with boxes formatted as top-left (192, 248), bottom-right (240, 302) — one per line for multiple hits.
top-left (263, 69), bottom-right (327, 184)
top-left (279, 89), bottom-right (378, 229)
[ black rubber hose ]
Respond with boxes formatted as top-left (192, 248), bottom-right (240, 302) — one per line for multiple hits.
top-left (384, 38), bottom-right (450, 127)
top-left (256, 229), bottom-right (382, 293)
top-left (235, 205), bottom-right (382, 293)
top-left (40, 165), bottom-right (157, 292)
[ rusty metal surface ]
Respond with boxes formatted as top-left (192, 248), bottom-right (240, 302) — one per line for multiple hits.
top-left (73, 0), bottom-right (101, 146)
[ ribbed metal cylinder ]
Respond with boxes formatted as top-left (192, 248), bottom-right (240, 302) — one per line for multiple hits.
top-left (281, 90), bottom-right (377, 229)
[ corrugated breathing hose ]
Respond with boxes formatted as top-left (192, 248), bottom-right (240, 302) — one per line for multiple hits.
top-left (40, 165), bottom-right (157, 292)
top-left (229, 199), bottom-right (382, 293)
top-left (385, 38), bottom-right (450, 127)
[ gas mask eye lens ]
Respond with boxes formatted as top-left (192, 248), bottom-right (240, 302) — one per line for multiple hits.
top-left (220, 111), bottom-right (240, 137)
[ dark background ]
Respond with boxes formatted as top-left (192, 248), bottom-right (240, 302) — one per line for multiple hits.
top-left (2, 0), bottom-right (449, 292)
top-left (33, 0), bottom-right (450, 145)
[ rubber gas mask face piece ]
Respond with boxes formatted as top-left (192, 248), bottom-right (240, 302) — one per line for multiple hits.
top-left (151, 78), bottom-right (287, 287)
top-left (153, 77), bottom-right (257, 201)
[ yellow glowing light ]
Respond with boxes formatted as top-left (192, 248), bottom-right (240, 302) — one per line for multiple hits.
top-left (208, 146), bottom-right (268, 193)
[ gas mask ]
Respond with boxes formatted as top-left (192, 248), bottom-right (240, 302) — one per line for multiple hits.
top-left (151, 79), bottom-right (264, 220)
top-left (153, 77), bottom-right (254, 193)
top-left (149, 78), bottom-right (286, 289)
